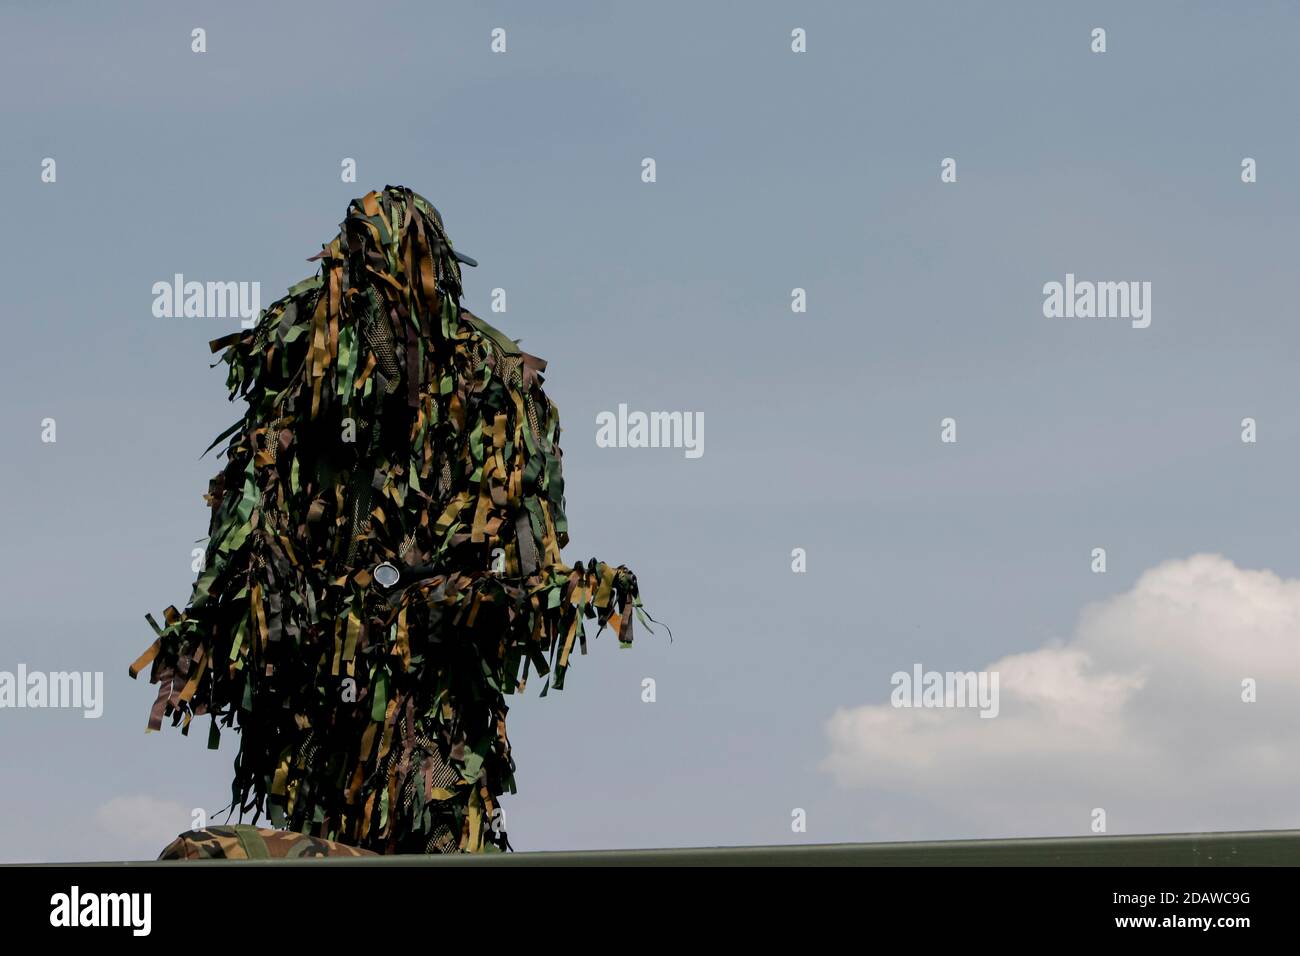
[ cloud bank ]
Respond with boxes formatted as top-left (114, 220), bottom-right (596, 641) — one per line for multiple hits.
top-left (823, 554), bottom-right (1300, 836)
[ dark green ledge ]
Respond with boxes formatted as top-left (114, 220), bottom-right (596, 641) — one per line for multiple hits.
top-left (42, 829), bottom-right (1300, 866)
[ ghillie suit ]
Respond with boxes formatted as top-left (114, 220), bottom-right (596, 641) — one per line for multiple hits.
top-left (131, 186), bottom-right (655, 854)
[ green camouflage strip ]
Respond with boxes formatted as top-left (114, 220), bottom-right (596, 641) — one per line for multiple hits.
top-left (131, 186), bottom-right (657, 854)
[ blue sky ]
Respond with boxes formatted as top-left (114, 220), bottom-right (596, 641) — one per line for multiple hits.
top-left (1, 1), bottom-right (1298, 860)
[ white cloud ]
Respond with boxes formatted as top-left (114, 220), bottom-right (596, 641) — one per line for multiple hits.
top-left (822, 554), bottom-right (1300, 837)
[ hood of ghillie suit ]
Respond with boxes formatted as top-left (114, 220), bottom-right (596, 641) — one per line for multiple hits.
top-left (130, 185), bottom-right (654, 854)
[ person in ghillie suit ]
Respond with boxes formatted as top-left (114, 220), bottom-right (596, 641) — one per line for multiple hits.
top-left (131, 186), bottom-right (656, 854)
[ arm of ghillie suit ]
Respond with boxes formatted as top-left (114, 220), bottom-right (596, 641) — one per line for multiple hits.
top-left (129, 282), bottom-right (326, 743)
top-left (128, 431), bottom-right (267, 740)
top-left (383, 558), bottom-right (653, 696)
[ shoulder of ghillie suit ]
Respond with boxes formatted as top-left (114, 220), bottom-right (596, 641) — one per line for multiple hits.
top-left (130, 185), bottom-right (659, 854)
